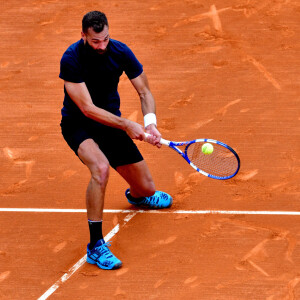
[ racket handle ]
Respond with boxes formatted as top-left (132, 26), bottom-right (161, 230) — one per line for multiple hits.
top-left (144, 132), bottom-right (170, 146)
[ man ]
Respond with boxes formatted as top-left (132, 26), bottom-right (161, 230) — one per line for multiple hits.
top-left (59, 11), bottom-right (172, 270)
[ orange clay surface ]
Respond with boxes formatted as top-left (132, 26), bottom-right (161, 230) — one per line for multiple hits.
top-left (0, 0), bottom-right (300, 299)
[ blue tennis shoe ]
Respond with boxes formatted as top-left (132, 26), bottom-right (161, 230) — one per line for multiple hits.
top-left (87, 239), bottom-right (122, 270)
top-left (125, 189), bottom-right (173, 209)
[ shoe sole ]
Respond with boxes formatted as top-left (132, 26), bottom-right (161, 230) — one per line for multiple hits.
top-left (97, 261), bottom-right (122, 270)
top-left (127, 199), bottom-right (172, 209)
top-left (87, 256), bottom-right (122, 270)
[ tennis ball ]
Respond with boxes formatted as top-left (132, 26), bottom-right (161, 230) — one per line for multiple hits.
top-left (202, 143), bottom-right (214, 155)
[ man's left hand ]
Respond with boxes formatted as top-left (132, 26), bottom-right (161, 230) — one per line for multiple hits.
top-left (145, 124), bottom-right (162, 148)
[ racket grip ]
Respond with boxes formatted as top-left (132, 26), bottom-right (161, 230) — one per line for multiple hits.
top-left (144, 132), bottom-right (170, 146)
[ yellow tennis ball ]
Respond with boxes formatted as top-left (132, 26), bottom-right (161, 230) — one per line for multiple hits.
top-left (202, 143), bottom-right (214, 155)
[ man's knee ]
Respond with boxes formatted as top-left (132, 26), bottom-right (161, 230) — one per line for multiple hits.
top-left (90, 161), bottom-right (110, 186)
top-left (77, 139), bottom-right (110, 186)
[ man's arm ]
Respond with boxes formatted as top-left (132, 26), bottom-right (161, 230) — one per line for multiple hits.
top-left (64, 81), bottom-right (145, 140)
top-left (130, 72), bottom-right (161, 147)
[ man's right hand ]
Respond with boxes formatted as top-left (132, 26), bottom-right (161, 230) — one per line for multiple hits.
top-left (124, 119), bottom-right (145, 141)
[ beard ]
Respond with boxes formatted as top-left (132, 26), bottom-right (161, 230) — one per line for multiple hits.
top-left (84, 40), bottom-right (108, 56)
top-left (96, 48), bottom-right (107, 54)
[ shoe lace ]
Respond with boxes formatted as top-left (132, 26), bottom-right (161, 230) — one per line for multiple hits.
top-left (145, 192), bottom-right (168, 205)
top-left (144, 196), bottom-right (158, 205)
top-left (95, 241), bottom-right (113, 258)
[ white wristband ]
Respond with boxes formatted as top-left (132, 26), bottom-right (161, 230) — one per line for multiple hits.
top-left (144, 113), bottom-right (157, 128)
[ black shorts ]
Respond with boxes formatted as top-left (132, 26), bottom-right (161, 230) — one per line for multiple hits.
top-left (60, 116), bottom-right (144, 169)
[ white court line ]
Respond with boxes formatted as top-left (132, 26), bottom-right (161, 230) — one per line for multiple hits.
top-left (1, 208), bottom-right (300, 216)
top-left (37, 211), bottom-right (137, 300)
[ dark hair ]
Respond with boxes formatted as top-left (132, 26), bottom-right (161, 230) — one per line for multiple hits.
top-left (82, 11), bottom-right (108, 33)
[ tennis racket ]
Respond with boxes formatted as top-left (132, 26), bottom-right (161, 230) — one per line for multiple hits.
top-left (145, 133), bottom-right (240, 180)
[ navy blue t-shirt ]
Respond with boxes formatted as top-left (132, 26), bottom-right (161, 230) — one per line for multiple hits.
top-left (59, 39), bottom-right (143, 118)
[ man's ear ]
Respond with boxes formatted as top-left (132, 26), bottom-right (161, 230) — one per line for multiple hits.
top-left (81, 31), bottom-right (86, 42)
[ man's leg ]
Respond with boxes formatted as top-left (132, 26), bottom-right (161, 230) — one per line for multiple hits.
top-left (116, 160), bottom-right (155, 198)
top-left (78, 138), bottom-right (109, 248)
top-left (78, 138), bottom-right (109, 221)
top-left (117, 160), bottom-right (172, 209)
top-left (78, 138), bottom-right (122, 270)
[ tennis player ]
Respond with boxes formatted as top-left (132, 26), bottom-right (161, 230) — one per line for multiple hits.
top-left (59, 11), bottom-right (172, 270)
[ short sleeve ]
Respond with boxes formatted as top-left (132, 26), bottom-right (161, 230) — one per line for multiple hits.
top-left (123, 46), bottom-right (143, 80)
top-left (59, 53), bottom-right (84, 83)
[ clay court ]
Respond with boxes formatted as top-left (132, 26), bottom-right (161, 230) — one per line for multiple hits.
top-left (1, 0), bottom-right (300, 299)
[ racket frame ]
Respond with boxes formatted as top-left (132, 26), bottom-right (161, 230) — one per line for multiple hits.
top-left (145, 133), bottom-right (240, 180)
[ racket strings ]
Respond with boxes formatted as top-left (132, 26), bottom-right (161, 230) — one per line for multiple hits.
top-left (186, 142), bottom-right (238, 177)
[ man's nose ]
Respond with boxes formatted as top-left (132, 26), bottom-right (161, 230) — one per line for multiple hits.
top-left (97, 43), bottom-right (106, 50)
